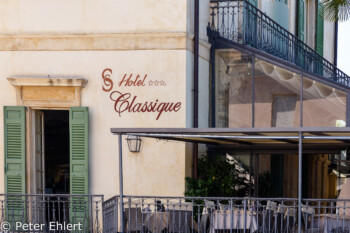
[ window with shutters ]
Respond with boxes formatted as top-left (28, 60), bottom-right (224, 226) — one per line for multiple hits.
top-left (316, 2), bottom-right (324, 56)
top-left (5, 77), bottom-right (88, 195)
top-left (297, 0), bottom-right (305, 41)
top-left (4, 77), bottom-right (89, 226)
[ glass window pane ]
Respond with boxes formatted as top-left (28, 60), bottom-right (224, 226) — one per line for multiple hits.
top-left (303, 77), bottom-right (346, 127)
top-left (254, 59), bottom-right (301, 127)
top-left (216, 49), bottom-right (252, 127)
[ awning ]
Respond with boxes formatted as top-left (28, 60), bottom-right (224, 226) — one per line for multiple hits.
top-left (111, 127), bottom-right (350, 233)
top-left (111, 127), bottom-right (350, 146)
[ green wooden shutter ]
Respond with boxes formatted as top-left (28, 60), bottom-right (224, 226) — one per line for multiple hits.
top-left (316, 3), bottom-right (324, 56)
top-left (3, 106), bottom-right (26, 224)
top-left (70, 107), bottom-right (89, 229)
top-left (298, 0), bottom-right (305, 41)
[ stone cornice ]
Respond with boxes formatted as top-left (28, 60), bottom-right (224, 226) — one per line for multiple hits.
top-left (7, 77), bottom-right (88, 88)
top-left (0, 32), bottom-right (211, 60)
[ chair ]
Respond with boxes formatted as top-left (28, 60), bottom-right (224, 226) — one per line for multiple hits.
top-left (336, 200), bottom-right (350, 233)
top-left (200, 200), bottom-right (215, 232)
top-left (301, 206), bottom-right (323, 233)
top-left (283, 207), bottom-right (296, 233)
top-left (166, 201), bottom-right (194, 233)
top-left (259, 201), bottom-right (277, 233)
top-left (124, 202), bottom-right (144, 232)
top-left (273, 204), bottom-right (286, 233)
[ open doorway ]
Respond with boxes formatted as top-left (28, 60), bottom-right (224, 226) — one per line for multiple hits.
top-left (33, 110), bottom-right (70, 195)
top-left (43, 110), bottom-right (70, 194)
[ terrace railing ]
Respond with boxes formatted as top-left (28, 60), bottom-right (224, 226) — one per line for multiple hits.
top-left (208, 0), bottom-right (350, 87)
top-left (104, 195), bottom-right (350, 233)
top-left (0, 194), bottom-right (103, 233)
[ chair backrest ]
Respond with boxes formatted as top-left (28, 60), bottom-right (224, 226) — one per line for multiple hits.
top-left (203, 200), bottom-right (216, 215)
top-left (301, 206), bottom-right (315, 215)
top-left (219, 203), bottom-right (231, 211)
top-left (204, 200), bottom-right (215, 207)
top-left (124, 201), bottom-right (141, 208)
top-left (166, 201), bottom-right (193, 211)
top-left (266, 201), bottom-right (277, 211)
top-left (124, 207), bottom-right (143, 231)
top-left (140, 199), bottom-right (162, 211)
top-left (284, 208), bottom-right (296, 217)
top-left (167, 210), bottom-right (193, 233)
top-left (277, 204), bottom-right (286, 214)
top-left (301, 205), bottom-right (315, 229)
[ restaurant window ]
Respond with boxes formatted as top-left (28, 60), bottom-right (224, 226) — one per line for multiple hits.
top-left (302, 77), bottom-right (346, 127)
top-left (215, 49), bottom-right (253, 127)
top-left (254, 59), bottom-right (301, 127)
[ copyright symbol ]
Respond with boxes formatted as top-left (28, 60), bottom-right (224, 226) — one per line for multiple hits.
top-left (1, 221), bottom-right (10, 231)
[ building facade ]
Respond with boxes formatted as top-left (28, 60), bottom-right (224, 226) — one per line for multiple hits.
top-left (0, 0), bottom-right (211, 200)
top-left (209, 0), bottom-right (347, 200)
top-left (0, 0), bottom-right (348, 203)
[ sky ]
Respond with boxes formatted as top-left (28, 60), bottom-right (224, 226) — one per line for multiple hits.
top-left (338, 21), bottom-right (350, 74)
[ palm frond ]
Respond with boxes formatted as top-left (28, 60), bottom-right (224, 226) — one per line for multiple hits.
top-left (322, 0), bottom-right (350, 22)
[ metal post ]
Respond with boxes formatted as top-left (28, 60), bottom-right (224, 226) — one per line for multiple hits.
top-left (346, 91), bottom-right (350, 127)
top-left (249, 152), bottom-right (252, 197)
top-left (300, 74), bottom-right (303, 127)
top-left (252, 56), bottom-right (255, 127)
top-left (257, 154), bottom-right (259, 197)
top-left (243, 199), bottom-right (247, 233)
top-left (118, 133), bottom-right (124, 233)
top-left (211, 41), bottom-right (216, 127)
top-left (193, 0), bottom-right (199, 179)
top-left (298, 132), bottom-right (303, 233)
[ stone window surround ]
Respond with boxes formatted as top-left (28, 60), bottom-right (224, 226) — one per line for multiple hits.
top-left (6, 76), bottom-right (88, 194)
top-left (7, 77), bottom-right (88, 109)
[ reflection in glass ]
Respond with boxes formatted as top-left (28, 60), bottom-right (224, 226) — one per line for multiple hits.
top-left (254, 59), bottom-right (301, 127)
top-left (303, 77), bottom-right (346, 127)
top-left (215, 51), bottom-right (347, 128)
top-left (215, 49), bottom-right (252, 127)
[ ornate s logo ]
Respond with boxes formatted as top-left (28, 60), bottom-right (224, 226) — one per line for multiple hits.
top-left (102, 68), bottom-right (182, 120)
top-left (102, 68), bottom-right (113, 92)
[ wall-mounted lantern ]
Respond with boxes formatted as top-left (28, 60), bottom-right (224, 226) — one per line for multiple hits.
top-left (126, 135), bottom-right (142, 152)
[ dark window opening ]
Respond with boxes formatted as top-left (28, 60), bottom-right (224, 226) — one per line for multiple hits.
top-left (43, 110), bottom-right (70, 195)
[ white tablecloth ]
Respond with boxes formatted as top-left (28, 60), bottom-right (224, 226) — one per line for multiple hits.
top-left (143, 211), bottom-right (198, 233)
top-left (312, 214), bottom-right (350, 233)
top-left (210, 210), bottom-right (258, 233)
top-left (323, 214), bottom-right (350, 233)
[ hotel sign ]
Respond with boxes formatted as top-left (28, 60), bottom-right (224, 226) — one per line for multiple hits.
top-left (102, 68), bottom-right (182, 120)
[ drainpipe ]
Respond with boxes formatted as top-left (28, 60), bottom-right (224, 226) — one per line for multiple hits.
top-left (193, 0), bottom-right (199, 179)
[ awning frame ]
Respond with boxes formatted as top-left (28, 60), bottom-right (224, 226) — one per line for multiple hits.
top-left (112, 127), bottom-right (350, 233)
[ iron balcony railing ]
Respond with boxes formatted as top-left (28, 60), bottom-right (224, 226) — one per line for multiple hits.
top-left (103, 195), bottom-right (350, 233)
top-left (208, 0), bottom-right (350, 87)
top-left (0, 194), bottom-right (104, 233)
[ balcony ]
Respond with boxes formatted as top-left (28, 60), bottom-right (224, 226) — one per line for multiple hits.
top-left (0, 194), bottom-right (103, 232)
top-left (208, 0), bottom-right (350, 87)
top-left (104, 196), bottom-right (350, 233)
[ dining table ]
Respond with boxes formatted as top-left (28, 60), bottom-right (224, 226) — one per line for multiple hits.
top-left (142, 210), bottom-right (199, 233)
top-left (311, 214), bottom-right (350, 233)
top-left (209, 209), bottom-right (258, 233)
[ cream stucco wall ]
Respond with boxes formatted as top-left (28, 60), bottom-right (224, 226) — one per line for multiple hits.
top-left (0, 0), bottom-right (212, 198)
top-left (0, 50), bottom-right (204, 198)
top-left (0, 0), bottom-right (188, 34)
